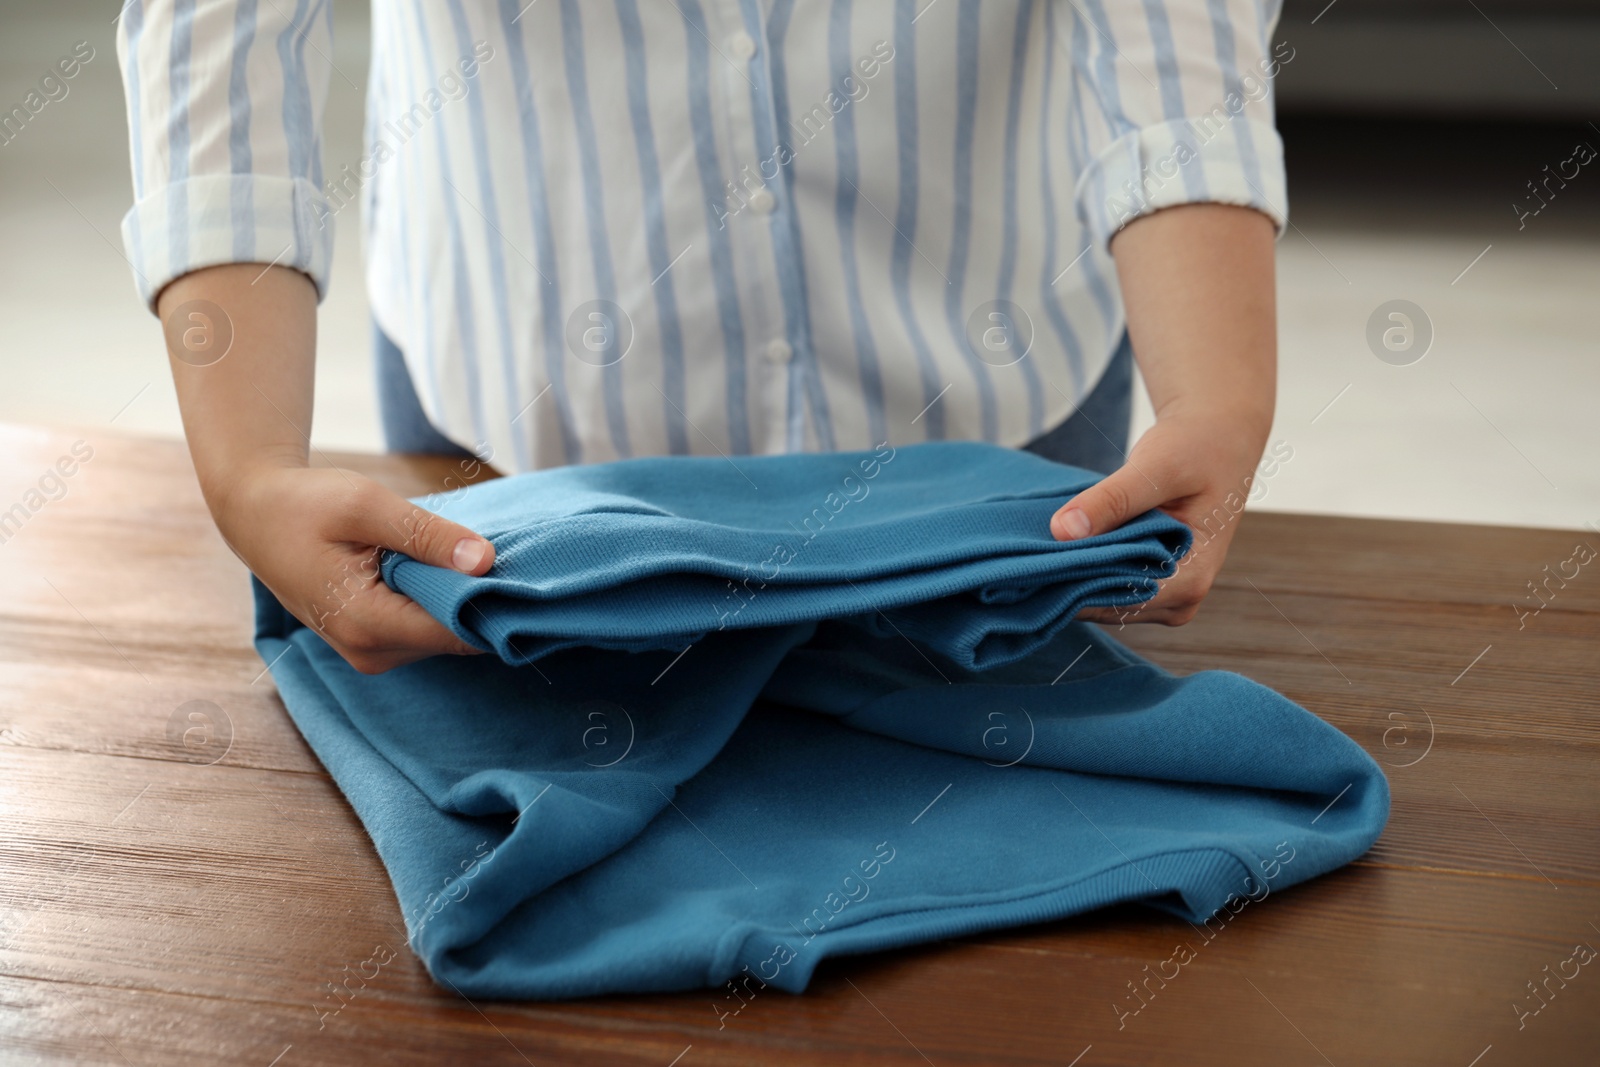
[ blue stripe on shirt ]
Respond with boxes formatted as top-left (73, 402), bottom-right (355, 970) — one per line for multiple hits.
top-left (1142, 0), bottom-right (1208, 202)
top-left (942, 0), bottom-right (1000, 444)
top-left (998, 0), bottom-right (1045, 439)
top-left (679, 0), bottom-right (753, 455)
top-left (390, 6), bottom-right (446, 420)
top-left (616, 0), bottom-right (691, 455)
top-left (310, 1), bottom-right (329, 192)
top-left (125, 2), bottom-right (145, 201)
top-left (559, 0), bottom-right (632, 459)
top-left (123, 1), bottom-right (146, 272)
top-left (1037, 0), bottom-right (1087, 395)
top-left (1205, 0), bottom-right (1264, 209)
top-left (276, 0), bottom-right (314, 267)
top-left (1067, 9), bottom-right (1120, 334)
top-left (167, 0), bottom-right (195, 273)
top-left (409, 0), bottom-right (489, 446)
top-left (499, 0), bottom-right (582, 466)
top-left (1079, 0), bottom-right (1135, 138)
top-left (447, 0), bottom-right (528, 469)
top-left (229, 0), bottom-right (259, 262)
top-left (890, 0), bottom-right (946, 441)
top-left (743, 0), bottom-right (836, 452)
top-left (826, 0), bottom-right (887, 447)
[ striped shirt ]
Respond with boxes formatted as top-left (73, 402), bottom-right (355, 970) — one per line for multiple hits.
top-left (117, 0), bottom-right (1289, 473)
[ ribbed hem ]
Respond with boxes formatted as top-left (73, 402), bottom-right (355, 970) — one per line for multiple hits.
top-left (720, 847), bottom-right (1258, 993)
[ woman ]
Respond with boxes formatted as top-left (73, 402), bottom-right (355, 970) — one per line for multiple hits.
top-left (118, 0), bottom-right (1286, 673)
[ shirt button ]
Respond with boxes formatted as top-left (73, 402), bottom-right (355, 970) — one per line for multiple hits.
top-left (747, 187), bottom-right (777, 215)
top-left (729, 31), bottom-right (757, 60)
top-left (765, 339), bottom-right (794, 363)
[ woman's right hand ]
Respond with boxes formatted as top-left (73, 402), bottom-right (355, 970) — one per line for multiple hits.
top-left (158, 262), bottom-right (492, 675)
top-left (216, 464), bottom-right (495, 674)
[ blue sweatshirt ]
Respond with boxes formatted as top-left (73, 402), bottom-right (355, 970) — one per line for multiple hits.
top-left (254, 441), bottom-right (1388, 1000)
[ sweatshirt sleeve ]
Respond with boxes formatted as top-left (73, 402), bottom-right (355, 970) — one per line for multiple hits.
top-left (1061, 0), bottom-right (1292, 252)
top-left (116, 0), bottom-right (335, 311)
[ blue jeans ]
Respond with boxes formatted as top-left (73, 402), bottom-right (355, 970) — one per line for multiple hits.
top-left (374, 322), bottom-right (1133, 473)
top-left (374, 322), bottom-right (476, 458)
top-left (1019, 332), bottom-right (1133, 475)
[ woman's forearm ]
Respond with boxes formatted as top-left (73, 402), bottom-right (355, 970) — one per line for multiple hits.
top-left (1053, 202), bottom-right (1278, 626)
top-left (153, 262), bottom-right (496, 672)
top-left (1109, 203), bottom-right (1277, 438)
top-left (156, 263), bottom-right (319, 518)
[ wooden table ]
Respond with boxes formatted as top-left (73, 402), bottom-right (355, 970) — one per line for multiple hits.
top-left (2, 423), bottom-right (1596, 1066)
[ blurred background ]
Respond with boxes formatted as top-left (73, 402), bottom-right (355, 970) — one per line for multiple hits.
top-left (2, 0), bottom-right (1596, 529)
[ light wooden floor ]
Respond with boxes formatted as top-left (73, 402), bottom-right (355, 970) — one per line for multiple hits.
top-left (1, 424), bottom-right (1596, 1066)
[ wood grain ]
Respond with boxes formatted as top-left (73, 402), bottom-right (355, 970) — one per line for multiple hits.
top-left (1, 423), bottom-right (1595, 1066)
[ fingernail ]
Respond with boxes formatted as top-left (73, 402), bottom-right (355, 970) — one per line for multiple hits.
top-left (1056, 508), bottom-right (1093, 540)
top-left (452, 538), bottom-right (487, 572)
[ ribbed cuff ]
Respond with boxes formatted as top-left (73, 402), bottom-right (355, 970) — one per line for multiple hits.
top-left (1074, 116), bottom-right (1288, 251)
top-left (120, 173), bottom-right (334, 311)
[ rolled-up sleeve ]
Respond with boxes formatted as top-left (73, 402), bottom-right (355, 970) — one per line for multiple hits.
top-left (116, 0), bottom-right (335, 311)
top-left (1063, 0), bottom-right (1291, 252)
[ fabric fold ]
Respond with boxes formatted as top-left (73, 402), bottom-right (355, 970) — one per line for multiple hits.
top-left (254, 441), bottom-right (1388, 1000)
top-left (379, 441), bottom-right (1191, 670)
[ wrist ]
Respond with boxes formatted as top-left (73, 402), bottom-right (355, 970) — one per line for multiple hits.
top-left (1153, 395), bottom-right (1274, 444)
top-left (197, 448), bottom-right (308, 531)
top-left (1143, 402), bottom-right (1275, 492)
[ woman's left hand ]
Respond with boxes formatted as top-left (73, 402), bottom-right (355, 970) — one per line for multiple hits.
top-left (1051, 404), bottom-right (1272, 626)
top-left (1059, 202), bottom-right (1281, 625)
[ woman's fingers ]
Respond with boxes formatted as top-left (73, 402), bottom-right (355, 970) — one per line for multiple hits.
top-left (221, 467), bottom-right (492, 675)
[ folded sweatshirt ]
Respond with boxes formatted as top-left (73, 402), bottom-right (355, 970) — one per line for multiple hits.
top-left (253, 441), bottom-right (1389, 1001)
top-left (377, 441), bottom-right (1190, 670)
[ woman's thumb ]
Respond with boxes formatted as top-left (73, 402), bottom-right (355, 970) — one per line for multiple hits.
top-left (360, 491), bottom-right (496, 576)
top-left (1050, 465), bottom-right (1164, 542)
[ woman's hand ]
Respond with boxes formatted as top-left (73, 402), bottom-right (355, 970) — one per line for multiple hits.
top-left (1053, 404), bottom-right (1270, 626)
top-left (216, 464), bottom-right (494, 674)
top-left (1055, 202), bottom-right (1279, 626)
top-left (158, 262), bottom-right (493, 674)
